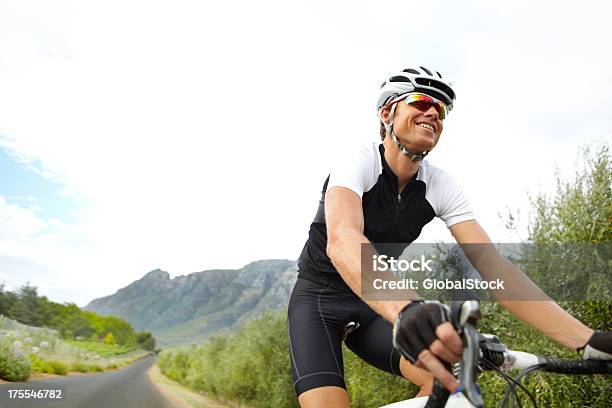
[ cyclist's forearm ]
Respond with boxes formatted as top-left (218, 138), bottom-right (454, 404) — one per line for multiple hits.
top-left (468, 249), bottom-right (593, 348)
top-left (500, 300), bottom-right (593, 349)
top-left (327, 230), bottom-right (409, 323)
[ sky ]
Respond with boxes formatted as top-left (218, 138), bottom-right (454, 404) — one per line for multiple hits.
top-left (1, 0), bottom-right (611, 306)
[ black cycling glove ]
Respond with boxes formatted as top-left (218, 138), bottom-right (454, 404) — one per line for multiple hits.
top-left (392, 300), bottom-right (451, 363)
top-left (579, 331), bottom-right (612, 360)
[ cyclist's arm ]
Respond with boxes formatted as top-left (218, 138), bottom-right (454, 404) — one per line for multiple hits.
top-left (449, 219), bottom-right (594, 350)
top-left (325, 186), bottom-right (407, 322)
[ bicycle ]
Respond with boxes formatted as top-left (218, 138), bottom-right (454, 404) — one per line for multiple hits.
top-left (380, 301), bottom-right (612, 408)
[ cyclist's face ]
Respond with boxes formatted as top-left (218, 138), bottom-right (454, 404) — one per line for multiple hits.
top-left (383, 100), bottom-right (444, 153)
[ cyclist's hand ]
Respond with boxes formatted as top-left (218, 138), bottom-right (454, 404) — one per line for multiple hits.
top-left (580, 331), bottom-right (612, 360)
top-left (392, 301), bottom-right (463, 391)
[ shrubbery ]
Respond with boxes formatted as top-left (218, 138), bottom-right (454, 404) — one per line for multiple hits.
top-left (0, 316), bottom-right (149, 380)
top-left (159, 312), bottom-right (297, 407)
top-left (47, 360), bottom-right (69, 376)
top-left (29, 355), bottom-right (68, 376)
top-left (0, 341), bottom-right (31, 381)
top-left (70, 361), bottom-right (90, 373)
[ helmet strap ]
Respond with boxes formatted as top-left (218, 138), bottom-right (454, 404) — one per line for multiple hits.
top-left (382, 102), bottom-right (429, 162)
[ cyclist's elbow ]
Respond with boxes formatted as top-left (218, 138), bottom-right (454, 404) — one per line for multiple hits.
top-left (326, 236), bottom-right (341, 263)
top-left (326, 228), bottom-right (349, 263)
top-left (328, 222), bottom-right (365, 255)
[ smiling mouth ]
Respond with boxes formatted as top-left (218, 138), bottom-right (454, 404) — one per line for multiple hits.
top-left (417, 123), bottom-right (435, 132)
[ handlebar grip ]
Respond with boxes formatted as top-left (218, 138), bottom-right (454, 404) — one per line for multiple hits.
top-left (423, 380), bottom-right (450, 408)
top-left (540, 358), bottom-right (612, 374)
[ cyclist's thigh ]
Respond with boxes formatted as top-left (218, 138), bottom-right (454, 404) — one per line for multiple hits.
top-left (344, 312), bottom-right (403, 376)
top-left (345, 312), bottom-right (433, 390)
top-left (288, 277), bottom-right (347, 397)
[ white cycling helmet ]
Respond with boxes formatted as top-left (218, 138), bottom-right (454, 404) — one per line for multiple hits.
top-left (377, 66), bottom-right (456, 161)
top-left (376, 66), bottom-right (456, 112)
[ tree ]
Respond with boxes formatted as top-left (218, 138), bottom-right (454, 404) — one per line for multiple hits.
top-left (136, 331), bottom-right (156, 351)
top-left (9, 284), bottom-right (43, 326)
top-left (104, 332), bottom-right (116, 345)
top-left (530, 144), bottom-right (611, 244)
top-left (0, 284), bottom-right (17, 317)
top-left (525, 143), bottom-right (611, 327)
top-left (50, 303), bottom-right (93, 339)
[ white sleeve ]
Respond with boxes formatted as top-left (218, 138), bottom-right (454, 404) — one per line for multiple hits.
top-left (423, 164), bottom-right (475, 227)
top-left (327, 142), bottom-right (380, 198)
top-left (438, 175), bottom-right (475, 227)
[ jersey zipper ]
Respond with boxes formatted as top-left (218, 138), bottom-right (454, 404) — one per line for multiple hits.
top-left (386, 193), bottom-right (402, 242)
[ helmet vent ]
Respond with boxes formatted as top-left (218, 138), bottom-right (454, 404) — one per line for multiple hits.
top-left (436, 71), bottom-right (442, 78)
top-left (389, 75), bottom-right (412, 83)
top-left (420, 66), bottom-right (433, 76)
top-left (402, 68), bottom-right (420, 75)
top-left (415, 78), bottom-right (455, 100)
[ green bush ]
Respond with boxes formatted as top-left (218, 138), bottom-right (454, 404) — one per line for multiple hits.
top-left (47, 360), bottom-right (68, 376)
top-left (159, 311), bottom-right (298, 408)
top-left (29, 354), bottom-right (51, 373)
top-left (71, 361), bottom-right (90, 373)
top-left (0, 342), bottom-right (31, 381)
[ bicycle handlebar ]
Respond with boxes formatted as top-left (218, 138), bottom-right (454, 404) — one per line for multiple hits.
top-left (422, 301), bottom-right (612, 408)
top-left (533, 357), bottom-right (612, 374)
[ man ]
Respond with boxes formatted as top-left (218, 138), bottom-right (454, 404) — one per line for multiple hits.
top-left (288, 66), bottom-right (612, 407)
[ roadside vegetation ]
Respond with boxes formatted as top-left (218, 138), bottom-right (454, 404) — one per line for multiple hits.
top-left (0, 285), bottom-right (157, 381)
top-left (158, 144), bottom-right (611, 407)
top-left (0, 315), bottom-right (151, 381)
top-left (0, 284), bottom-right (156, 350)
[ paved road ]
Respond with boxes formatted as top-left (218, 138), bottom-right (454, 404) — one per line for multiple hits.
top-left (0, 356), bottom-right (173, 408)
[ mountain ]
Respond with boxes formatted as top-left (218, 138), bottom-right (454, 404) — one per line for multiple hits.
top-left (84, 259), bottom-right (297, 346)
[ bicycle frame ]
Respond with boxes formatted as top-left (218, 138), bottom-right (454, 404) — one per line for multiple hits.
top-left (380, 393), bottom-right (475, 408)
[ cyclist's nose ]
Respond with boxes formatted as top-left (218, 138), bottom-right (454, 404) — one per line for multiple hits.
top-left (424, 105), bottom-right (439, 119)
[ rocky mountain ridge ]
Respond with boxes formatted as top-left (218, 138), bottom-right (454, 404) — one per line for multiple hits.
top-left (84, 259), bottom-right (297, 346)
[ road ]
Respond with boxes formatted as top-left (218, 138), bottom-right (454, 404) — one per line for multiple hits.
top-left (0, 355), bottom-right (173, 408)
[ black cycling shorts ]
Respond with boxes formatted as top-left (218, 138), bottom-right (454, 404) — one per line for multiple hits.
top-left (288, 276), bottom-right (402, 396)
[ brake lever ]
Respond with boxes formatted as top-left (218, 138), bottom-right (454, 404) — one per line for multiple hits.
top-left (450, 301), bottom-right (483, 408)
top-left (460, 324), bottom-right (483, 407)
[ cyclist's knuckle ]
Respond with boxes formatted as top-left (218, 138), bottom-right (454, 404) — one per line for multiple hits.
top-left (429, 340), bottom-right (445, 355)
top-left (436, 328), bottom-right (453, 343)
top-left (418, 349), bottom-right (432, 362)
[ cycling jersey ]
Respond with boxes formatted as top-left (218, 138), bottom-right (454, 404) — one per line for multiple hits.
top-left (297, 141), bottom-right (475, 292)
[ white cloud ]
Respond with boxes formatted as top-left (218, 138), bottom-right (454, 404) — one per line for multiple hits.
top-left (0, 197), bottom-right (47, 238)
top-left (0, 0), bottom-right (611, 305)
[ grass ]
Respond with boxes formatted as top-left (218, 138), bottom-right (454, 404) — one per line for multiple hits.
top-left (65, 340), bottom-right (136, 357)
top-left (149, 363), bottom-right (235, 408)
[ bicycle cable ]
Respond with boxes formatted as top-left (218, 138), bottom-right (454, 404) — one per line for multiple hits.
top-left (500, 364), bottom-right (544, 408)
top-left (480, 359), bottom-right (537, 408)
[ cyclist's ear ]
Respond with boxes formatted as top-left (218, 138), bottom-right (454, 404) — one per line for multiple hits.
top-left (379, 105), bottom-right (391, 123)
